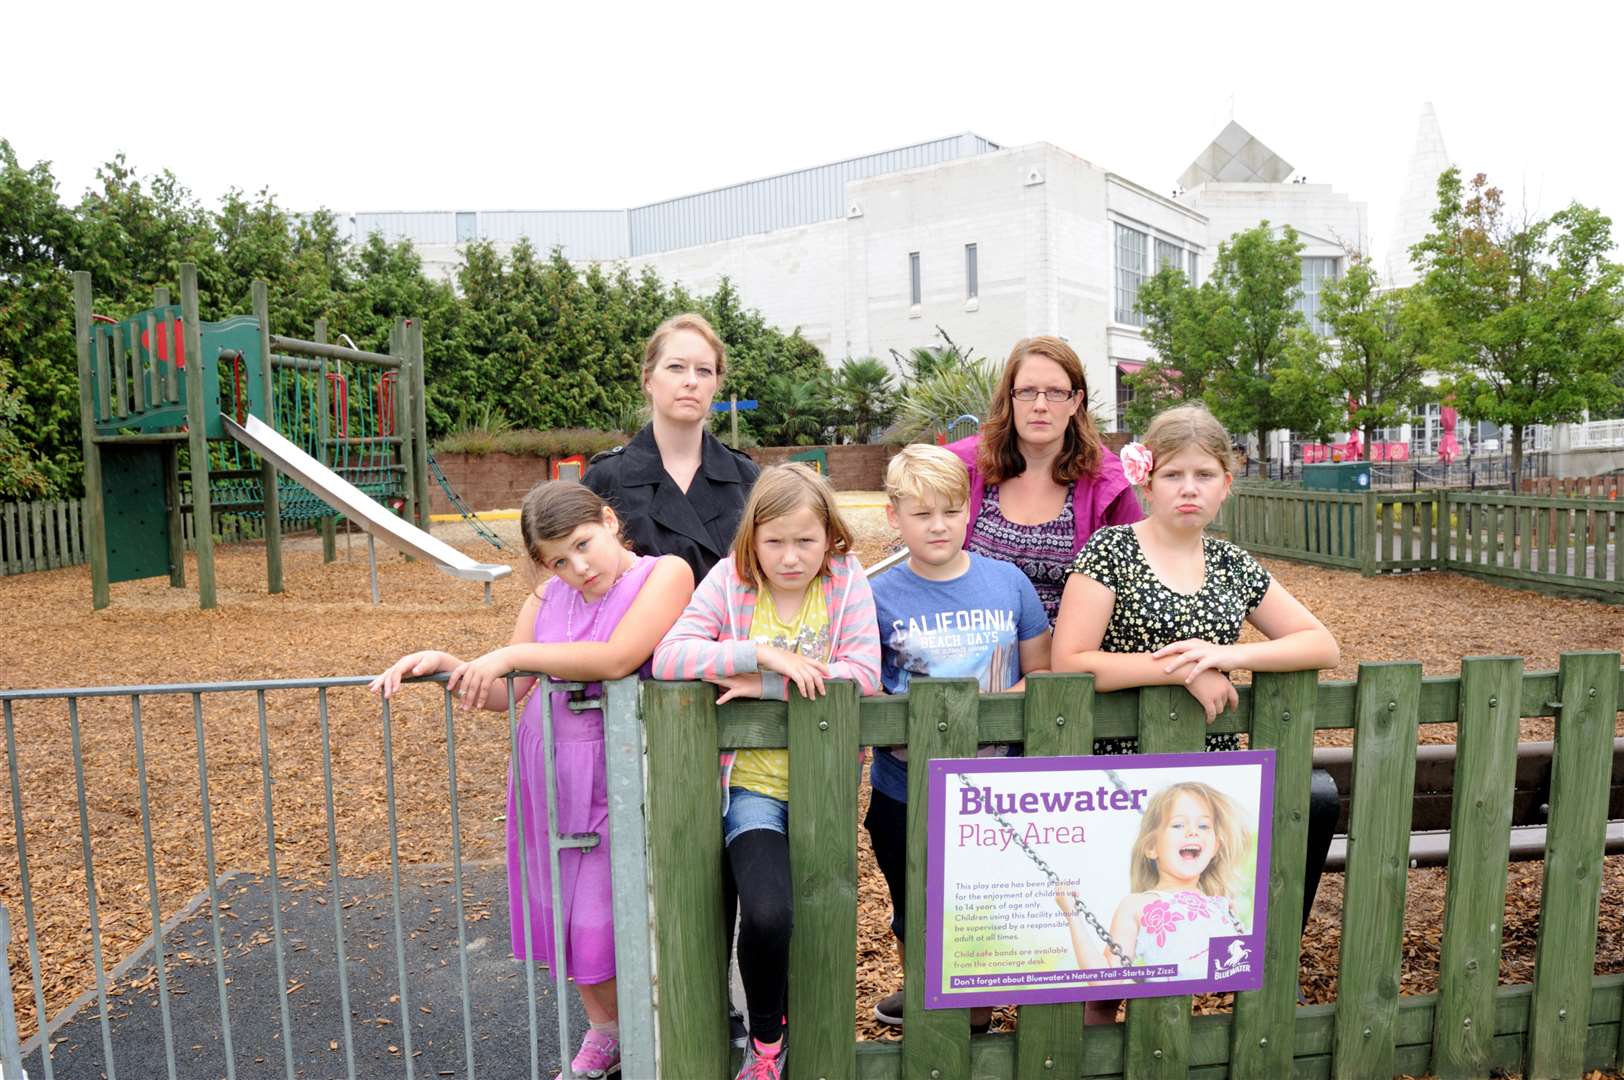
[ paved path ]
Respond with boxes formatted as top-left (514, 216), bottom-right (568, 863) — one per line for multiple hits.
top-left (25, 865), bottom-right (589, 1080)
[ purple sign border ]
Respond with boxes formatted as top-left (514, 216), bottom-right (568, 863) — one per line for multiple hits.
top-left (923, 749), bottom-right (1276, 1008)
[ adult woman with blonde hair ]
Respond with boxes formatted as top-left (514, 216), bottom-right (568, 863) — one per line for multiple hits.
top-left (947, 335), bottom-right (1143, 625)
top-left (587, 313), bottom-right (760, 583)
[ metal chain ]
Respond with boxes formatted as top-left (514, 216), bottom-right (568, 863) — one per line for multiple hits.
top-left (953, 772), bottom-right (1131, 966)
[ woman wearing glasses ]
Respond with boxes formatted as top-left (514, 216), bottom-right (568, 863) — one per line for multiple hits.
top-left (946, 336), bottom-right (1142, 625)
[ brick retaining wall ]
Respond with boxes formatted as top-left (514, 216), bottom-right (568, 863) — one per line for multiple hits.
top-left (433, 434), bottom-right (1134, 512)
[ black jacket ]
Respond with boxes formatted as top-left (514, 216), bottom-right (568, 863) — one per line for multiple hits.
top-left (585, 425), bottom-right (760, 583)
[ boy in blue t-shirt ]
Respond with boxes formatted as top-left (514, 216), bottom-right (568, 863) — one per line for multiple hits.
top-left (867, 444), bottom-right (1051, 1028)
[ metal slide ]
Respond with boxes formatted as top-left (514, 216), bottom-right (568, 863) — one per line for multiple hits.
top-left (222, 413), bottom-right (511, 586)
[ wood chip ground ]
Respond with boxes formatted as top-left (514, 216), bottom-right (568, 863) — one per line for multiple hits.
top-left (3, 506), bottom-right (1621, 1076)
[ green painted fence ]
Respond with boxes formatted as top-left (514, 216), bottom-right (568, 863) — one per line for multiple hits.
top-left (0, 498), bottom-right (334, 577)
top-left (640, 656), bottom-right (1624, 1079)
top-left (1219, 485), bottom-right (1623, 600)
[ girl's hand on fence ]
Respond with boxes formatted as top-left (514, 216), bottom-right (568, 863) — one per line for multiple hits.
top-left (447, 648), bottom-right (516, 711)
top-left (713, 673), bottom-right (764, 705)
top-left (1187, 668), bottom-right (1239, 723)
top-left (1154, 639), bottom-right (1244, 683)
top-left (370, 651), bottom-right (453, 698)
top-left (756, 645), bottom-right (828, 699)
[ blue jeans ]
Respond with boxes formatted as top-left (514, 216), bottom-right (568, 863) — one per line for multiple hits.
top-left (723, 787), bottom-right (788, 845)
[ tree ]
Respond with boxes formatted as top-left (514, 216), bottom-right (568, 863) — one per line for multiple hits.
top-left (1128, 223), bottom-right (1321, 461)
top-left (1413, 169), bottom-right (1624, 477)
top-left (1304, 255), bottom-right (1433, 452)
top-left (832, 357), bottom-right (895, 443)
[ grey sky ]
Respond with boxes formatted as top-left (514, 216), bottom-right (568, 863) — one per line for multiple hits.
top-left (7, 0), bottom-right (1620, 270)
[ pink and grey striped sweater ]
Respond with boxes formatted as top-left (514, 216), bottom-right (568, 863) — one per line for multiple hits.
top-left (652, 552), bottom-right (882, 804)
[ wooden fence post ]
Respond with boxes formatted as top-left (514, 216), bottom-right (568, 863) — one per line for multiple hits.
top-left (1014, 673), bottom-right (1095, 1080)
top-left (1232, 669), bottom-right (1319, 1077)
top-left (1359, 491), bottom-right (1378, 576)
top-left (642, 681), bottom-right (728, 1079)
top-left (902, 679), bottom-right (979, 1080)
top-left (787, 682), bottom-right (859, 1080)
top-left (1526, 651), bottom-right (1619, 1079)
top-left (1432, 656), bottom-right (1523, 1078)
top-left (1331, 662), bottom-right (1423, 1080)
top-left (1123, 685), bottom-right (1207, 1078)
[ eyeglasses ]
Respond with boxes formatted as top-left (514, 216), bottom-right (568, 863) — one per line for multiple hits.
top-left (1011, 387), bottom-right (1079, 403)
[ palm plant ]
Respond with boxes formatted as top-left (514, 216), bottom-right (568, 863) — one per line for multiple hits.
top-left (892, 358), bottom-right (1001, 444)
top-left (833, 358), bottom-right (896, 443)
top-left (761, 371), bottom-right (834, 446)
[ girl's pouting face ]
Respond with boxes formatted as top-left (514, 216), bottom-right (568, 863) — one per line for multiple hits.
top-left (532, 512), bottom-right (631, 601)
top-left (643, 328), bottom-right (720, 425)
top-left (1147, 790), bottom-right (1218, 884)
top-left (1143, 444), bottom-right (1232, 528)
top-left (753, 504), bottom-right (829, 596)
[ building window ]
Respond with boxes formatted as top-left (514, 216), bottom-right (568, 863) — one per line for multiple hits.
top-left (1297, 256), bottom-right (1339, 335)
top-left (455, 211), bottom-right (477, 243)
top-left (1114, 224), bottom-right (1148, 325)
top-left (1410, 403), bottom-right (1442, 456)
top-left (909, 251), bottom-right (921, 306)
top-left (1188, 249), bottom-right (1199, 283)
top-left (1116, 368), bottom-right (1135, 433)
top-left (964, 243), bottom-right (978, 300)
top-left (1154, 238), bottom-right (1184, 274)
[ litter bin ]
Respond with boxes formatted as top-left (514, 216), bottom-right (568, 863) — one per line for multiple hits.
top-left (1302, 462), bottom-right (1371, 493)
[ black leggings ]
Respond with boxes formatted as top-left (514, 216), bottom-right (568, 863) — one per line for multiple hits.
top-left (725, 829), bottom-right (793, 1045)
top-left (863, 788), bottom-right (909, 941)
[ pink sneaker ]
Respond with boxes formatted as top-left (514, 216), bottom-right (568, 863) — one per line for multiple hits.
top-left (554, 1028), bottom-right (620, 1079)
top-left (734, 1033), bottom-right (786, 1080)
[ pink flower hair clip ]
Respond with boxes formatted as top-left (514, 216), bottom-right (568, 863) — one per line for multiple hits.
top-left (1120, 442), bottom-right (1153, 486)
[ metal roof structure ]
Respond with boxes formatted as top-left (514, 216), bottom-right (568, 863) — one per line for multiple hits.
top-left (344, 133), bottom-right (1001, 261)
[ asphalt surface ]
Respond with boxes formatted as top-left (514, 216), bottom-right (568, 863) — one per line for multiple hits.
top-left (24, 865), bottom-right (591, 1080)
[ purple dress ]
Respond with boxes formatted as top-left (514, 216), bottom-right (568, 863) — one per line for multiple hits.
top-left (508, 553), bottom-right (658, 982)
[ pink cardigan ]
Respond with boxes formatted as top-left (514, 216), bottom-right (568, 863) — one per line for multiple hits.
top-left (946, 435), bottom-right (1143, 552)
top-left (652, 553), bottom-right (882, 803)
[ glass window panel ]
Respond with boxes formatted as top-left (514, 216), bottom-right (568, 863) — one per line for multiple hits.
top-left (909, 251), bottom-right (921, 306)
top-left (965, 243), bottom-right (978, 300)
top-left (1114, 224), bottom-right (1148, 325)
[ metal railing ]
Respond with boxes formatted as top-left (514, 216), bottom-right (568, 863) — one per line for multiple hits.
top-left (0, 673), bottom-right (654, 1080)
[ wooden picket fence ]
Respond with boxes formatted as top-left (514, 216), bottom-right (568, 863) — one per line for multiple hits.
top-left (1219, 485), bottom-right (1624, 600)
top-left (0, 498), bottom-right (86, 576)
top-left (639, 659), bottom-right (1624, 1079)
top-left (1, 498), bottom-right (330, 577)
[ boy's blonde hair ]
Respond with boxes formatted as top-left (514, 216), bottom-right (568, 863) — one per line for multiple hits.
top-left (1142, 404), bottom-right (1234, 476)
top-left (1129, 782), bottom-right (1252, 897)
top-left (884, 444), bottom-right (970, 509)
top-left (732, 463), bottom-right (853, 590)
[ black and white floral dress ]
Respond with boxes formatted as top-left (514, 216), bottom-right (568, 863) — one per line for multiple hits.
top-left (1064, 524), bottom-right (1271, 755)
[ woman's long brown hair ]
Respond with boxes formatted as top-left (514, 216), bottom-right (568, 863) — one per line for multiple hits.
top-left (976, 335), bottom-right (1103, 486)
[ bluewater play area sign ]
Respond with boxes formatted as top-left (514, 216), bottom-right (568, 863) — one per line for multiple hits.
top-left (924, 751), bottom-right (1275, 1007)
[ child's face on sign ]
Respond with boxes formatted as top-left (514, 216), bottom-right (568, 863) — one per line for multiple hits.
top-left (1146, 790), bottom-right (1218, 883)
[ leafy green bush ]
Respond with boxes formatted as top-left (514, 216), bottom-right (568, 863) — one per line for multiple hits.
top-left (433, 427), bottom-right (630, 458)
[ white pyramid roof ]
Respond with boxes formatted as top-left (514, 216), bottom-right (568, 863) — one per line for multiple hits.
top-left (1179, 122), bottom-right (1294, 189)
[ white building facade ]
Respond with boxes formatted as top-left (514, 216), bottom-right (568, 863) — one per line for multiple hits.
top-left (347, 128), bottom-right (1370, 433)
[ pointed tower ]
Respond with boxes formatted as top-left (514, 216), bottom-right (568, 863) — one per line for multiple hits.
top-left (1385, 102), bottom-right (1451, 288)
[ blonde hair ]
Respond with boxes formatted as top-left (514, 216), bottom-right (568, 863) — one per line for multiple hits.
top-left (1129, 782), bottom-right (1252, 897)
top-left (1141, 404), bottom-right (1234, 476)
top-left (884, 444), bottom-right (970, 509)
top-left (641, 312), bottom-right (727, 384)
top-left (978, 336), bottom-right (1104, 485)
top-left (732, 463), bottom-right (853, 590)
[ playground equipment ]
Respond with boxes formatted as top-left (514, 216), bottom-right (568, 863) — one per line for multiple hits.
top-left (73, 263), bottom-right (508, 609)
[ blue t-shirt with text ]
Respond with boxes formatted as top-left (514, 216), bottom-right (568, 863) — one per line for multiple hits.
top-left (870, 553), bottom-right (1049, 801)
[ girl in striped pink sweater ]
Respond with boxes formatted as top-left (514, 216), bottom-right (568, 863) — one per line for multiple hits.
top-left (653, 463), bottom-right (880, 1080)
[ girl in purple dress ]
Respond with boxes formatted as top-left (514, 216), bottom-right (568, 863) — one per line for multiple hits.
top-left (372, 481), bottom-right (693, 1079)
